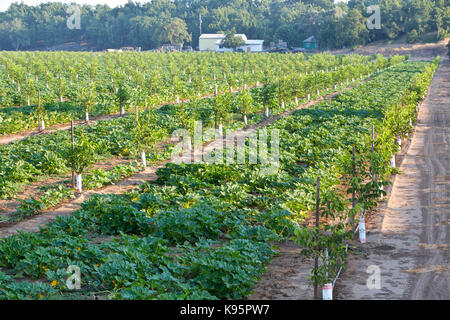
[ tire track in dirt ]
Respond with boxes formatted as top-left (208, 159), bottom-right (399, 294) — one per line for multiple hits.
top-left (335, 57), bottom-right (449, 300)
top-left (410, 57), bottom-right (449, 300)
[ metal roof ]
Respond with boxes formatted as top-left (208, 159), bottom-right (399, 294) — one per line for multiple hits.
top-left (303, 36), bottom-right (316, 43)
top-left (245, 40), bottom-right (264, 45)
top-left (215, 39), bottom-right (263, 45)
top-left (200, 34), bottom-right (225, 39)
top-left (200, 33), bottom-right (247, 40)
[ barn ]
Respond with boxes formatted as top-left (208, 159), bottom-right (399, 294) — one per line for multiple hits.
top-left (303, 36), bottom-right (318, 50)
top-left (199, 33), bottom-right (263, 52)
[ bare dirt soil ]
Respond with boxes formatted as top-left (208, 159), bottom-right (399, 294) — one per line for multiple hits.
top-left (332, 38), bottom-right (449, 61)
top-left (247, 242), bottom-right (315, 300)
top-left (335, 54), bottom-right (449, 300)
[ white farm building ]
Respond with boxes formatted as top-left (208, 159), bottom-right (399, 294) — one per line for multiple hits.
top-left (199, 34), bottom-right (264, 52)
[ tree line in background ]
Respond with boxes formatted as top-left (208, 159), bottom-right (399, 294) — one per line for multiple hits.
top-left (0, 0), bottom-right (448, 51)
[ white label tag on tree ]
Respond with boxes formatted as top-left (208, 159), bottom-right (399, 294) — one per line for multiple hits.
top-left (76, 174), bottom-right (82, 192)
top-left (322, 283), bottom-right (333, 300)
top-left (379, 184), bottom-right (384, 200)
top-left (141, 151), bottom-right (147, 168)
top-left (359, 218), bottom-right (366, 243)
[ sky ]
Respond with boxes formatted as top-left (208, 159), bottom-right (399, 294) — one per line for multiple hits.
top-left (0, 1), bottom-right (150, 12)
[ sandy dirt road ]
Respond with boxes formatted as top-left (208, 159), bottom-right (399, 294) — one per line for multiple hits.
top-left (335, 56), bottom-right (449, 300)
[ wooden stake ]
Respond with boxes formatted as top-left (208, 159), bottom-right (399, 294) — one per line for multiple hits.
top-left (314, 176), bottom-right (320, 300)
top-left (371, 125), bottom-right (375, 183)
top-left (71, 120), bottom-right (75, 189)
top-left (352, 146), bottom-right (356, 209)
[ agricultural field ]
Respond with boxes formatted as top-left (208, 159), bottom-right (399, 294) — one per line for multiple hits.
top-left (0, 50), bottom-right (441, 301)
top-left (0, 51), bottom-right (376, 135)
top-left (0, 52), bottom-right (386, 212)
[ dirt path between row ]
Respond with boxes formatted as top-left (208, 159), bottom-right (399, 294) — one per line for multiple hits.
top-left (335, 56), bottom-right (449, 300)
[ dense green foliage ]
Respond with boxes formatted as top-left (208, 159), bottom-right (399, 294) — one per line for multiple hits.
top-left (0, 58), bottom-right (438, 300)
top-left (0, 0), bottom-right (448, 51)
top-left (0, 51), bottom-right (371, 135)
top-left (0, 53), bottom-right (391, 200)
